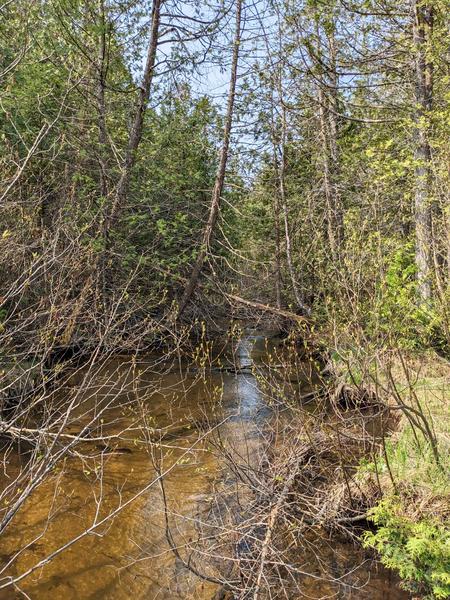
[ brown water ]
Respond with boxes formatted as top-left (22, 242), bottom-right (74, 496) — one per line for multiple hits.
top-left (0, 334), bottom-right (410, 599)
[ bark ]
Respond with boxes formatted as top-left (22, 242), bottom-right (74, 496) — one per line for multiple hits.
top-left (317, 22), bottom-right (344, 261)
top-left (96, 0), bottom-right (109, 199)
top-left (274, 105), bottom-right (310, 316)
top-left (105, 0), bottom-right (162, 230)
top-left (176, 0), bottom-right (242, 319)
top-left (273, 190), bottom-right (282, 309)
top-left (412, 0), bottom-right (434, 302)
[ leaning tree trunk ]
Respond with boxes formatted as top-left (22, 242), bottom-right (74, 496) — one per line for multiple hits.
top-left (105, 0), bottom-right (162, 231)
top-left (176, 0), bottom-right (242, 319)
top-left (412, 0), bottom-right (434, 303)
top-left (61, 0), bottom-right (162, 345)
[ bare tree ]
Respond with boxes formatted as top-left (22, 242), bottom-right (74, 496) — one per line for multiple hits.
top-left (273, 99), bottom-right (310, 315)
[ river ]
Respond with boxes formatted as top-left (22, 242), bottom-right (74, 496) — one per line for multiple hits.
top-left (0, 332), bottom-right (410, 599)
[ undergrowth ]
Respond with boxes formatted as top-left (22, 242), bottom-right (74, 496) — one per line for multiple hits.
top-left (363, 498), bottom-right (450, 599)
top-left (359, 357), bottom-right (450, 599)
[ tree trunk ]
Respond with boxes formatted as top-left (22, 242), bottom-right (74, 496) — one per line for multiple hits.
top-left (412, 0), bottom-right (434, 302)
top-left (317, 21), bottom-right (343, 262)
top-left (273, 190), bottom-right (282, 310)
top-left (269, 74), bottom-right (283, 309)
top-left (63, 0), bottom-right (161, 343)
top-left (105, 0), bottom-right (162, 230)
top-left (274, 104), bottom-right (310, 316)
top-left (176, 0), bottom-right (242, 319)
top-left (326, 31), bottom-right (344, 250)
top-left (96, 0), bottom-right (109, 200)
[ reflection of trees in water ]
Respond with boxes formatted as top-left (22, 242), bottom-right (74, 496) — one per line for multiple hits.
top-left (0, 333), bottom-right (408, 600)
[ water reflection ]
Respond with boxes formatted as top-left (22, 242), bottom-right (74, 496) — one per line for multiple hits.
top-left (0, 335), bottom-right (409, 599)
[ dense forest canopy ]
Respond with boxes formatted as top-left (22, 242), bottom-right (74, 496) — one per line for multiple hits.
top-left (0, 0), bottom-right (449, 598)
top-left (1, 0), bottom-right (448, 351)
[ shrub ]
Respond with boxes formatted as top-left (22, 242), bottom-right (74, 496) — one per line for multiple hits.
top-left (374, 243), bottom-right (447, 352)
top-left (363, 497), bottom-right (450, 599)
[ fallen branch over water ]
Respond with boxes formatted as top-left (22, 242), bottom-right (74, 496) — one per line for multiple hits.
top-left (224, 293), bottom-right (310, 324)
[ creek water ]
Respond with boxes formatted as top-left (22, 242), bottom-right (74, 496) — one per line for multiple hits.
top-left (0, 333), bottom-right (410, 599)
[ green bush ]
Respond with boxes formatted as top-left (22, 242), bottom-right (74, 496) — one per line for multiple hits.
top-left (363, 497), bottom-right (450, 599)
top-left (375, 243), bottom-right (447, 352)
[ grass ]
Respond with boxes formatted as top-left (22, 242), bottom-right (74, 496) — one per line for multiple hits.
top-left (381, 359), bottom-right (449, 501)
top-left (361, 353), bottom-right (450, 599)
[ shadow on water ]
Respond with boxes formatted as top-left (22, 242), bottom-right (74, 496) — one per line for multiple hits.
top-left (0, 332), bottom-right (410, 599)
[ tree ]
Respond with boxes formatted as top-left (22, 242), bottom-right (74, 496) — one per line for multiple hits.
top-left (177, 0), bottom-right (243, 318)
top-left (412, 0), bottom-right (434, 303)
